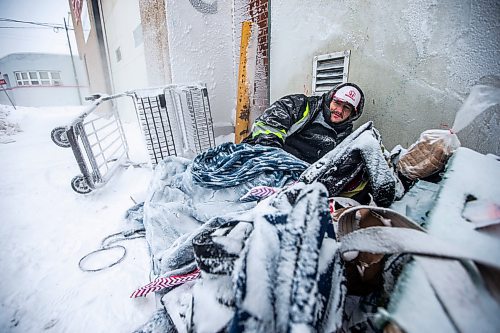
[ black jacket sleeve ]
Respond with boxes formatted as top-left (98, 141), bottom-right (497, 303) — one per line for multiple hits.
top-left (242, 94), bottom-right (310, 147)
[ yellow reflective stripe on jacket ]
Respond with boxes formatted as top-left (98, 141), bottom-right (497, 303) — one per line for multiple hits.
top-left (252, 102), bottom-right (309, 141)
top-left (252, 121), bottom-right (286, 141)
top-left (288, 102), bottom-right (311, 135)
top-left (299, 103), bottom-right (310, 123)
top-left (252, 129), bottom-right (284, 140)
top-left (340, 179), bottom-right (368, 198)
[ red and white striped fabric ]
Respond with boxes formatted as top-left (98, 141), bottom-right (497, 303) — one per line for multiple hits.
top-left (240, 185), bottom-right (279, 201)
top-left (130, 268), bottom-right (201, 298)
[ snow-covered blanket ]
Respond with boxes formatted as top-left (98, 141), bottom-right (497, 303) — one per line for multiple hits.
top-left (143, 143), bottom-right (309, 275)
top-left (191, 142), bottom-right (310, 188)
top-left (222, 182), bottom-right (345, 333)
top-left (137, 182), bottom-right (347, 333)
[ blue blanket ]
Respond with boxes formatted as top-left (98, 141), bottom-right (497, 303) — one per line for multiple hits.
top-left (191, 142), bottom-right (309, 189)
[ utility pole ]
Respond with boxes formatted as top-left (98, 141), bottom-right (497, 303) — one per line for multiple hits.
top-left (64, 17), bottom-right (83, 105)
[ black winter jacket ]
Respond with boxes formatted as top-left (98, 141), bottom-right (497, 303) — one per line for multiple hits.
top-left (243, 83), bottom-right (365, 163)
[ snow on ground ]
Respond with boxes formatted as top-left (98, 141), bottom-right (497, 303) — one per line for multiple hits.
top-left (0, 104), bottom-right (166, 332)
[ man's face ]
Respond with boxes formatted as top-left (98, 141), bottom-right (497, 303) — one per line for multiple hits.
top-left (329, 98), bottom-right (353, 123)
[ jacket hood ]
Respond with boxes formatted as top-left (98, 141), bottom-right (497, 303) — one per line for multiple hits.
top-left (322, 82), bottom-right (365, 125)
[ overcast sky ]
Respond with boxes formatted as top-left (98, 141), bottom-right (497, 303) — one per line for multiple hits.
top-left (0, 0), bottom-right (77, 59)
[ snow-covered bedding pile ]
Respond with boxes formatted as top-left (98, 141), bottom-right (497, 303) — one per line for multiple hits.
top-left (142, 142), bottom-right (310, 276)
top-left (134, 123), bottom-right (402, 332)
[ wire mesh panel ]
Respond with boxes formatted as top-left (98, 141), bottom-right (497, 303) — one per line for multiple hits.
top-left (135, 94), bottom-right (178, 166)
top-left (84, 111), bottom-right (128, 180)
top-left (134, 84), bottom-right (216, 164)
top-left (52, 84), bottom-right (216, 194)
top-left (57, 93), bottom-right (132, 193)
top-left (184, 87), bottom-right (216, 154)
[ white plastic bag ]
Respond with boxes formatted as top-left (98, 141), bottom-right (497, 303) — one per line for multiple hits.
top-left (398, 82), bottom-right (500, 180)
top-left (397, 129), bottom-right (460, 180)
top-left (451, 84), bottom-right (500, 133)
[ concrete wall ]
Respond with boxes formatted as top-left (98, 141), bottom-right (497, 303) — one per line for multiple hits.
top-left (0, 53), bottom-right (88, 107)
top-left (165, 0), bottom-right (236, 130)
top-left (100, 0), bottom-right (149, 121)
top-left (139, 0), bottom-right (172, 86)
top-left (101, 0), bottom-right (149, 93)
top-left (270, 0), bottom-right (500, 155)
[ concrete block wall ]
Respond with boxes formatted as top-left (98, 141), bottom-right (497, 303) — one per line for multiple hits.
top-left (270, 0), bottom-right (500, 155)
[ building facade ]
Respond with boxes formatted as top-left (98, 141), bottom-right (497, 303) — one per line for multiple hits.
top-left (70, 0), bottom-right (499, 154)
top-left (69, 0), bottom-right (269, 132)
top-left (0, 52), bottom-right (88, 107)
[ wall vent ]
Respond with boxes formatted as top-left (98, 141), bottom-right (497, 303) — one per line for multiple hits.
top-left (312, 50), bottom-right (350, 95)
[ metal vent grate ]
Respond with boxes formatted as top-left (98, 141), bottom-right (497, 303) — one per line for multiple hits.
top-left (312, 50), bottom-right (350, 95)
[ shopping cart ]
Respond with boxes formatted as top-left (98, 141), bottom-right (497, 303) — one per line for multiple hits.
top-left (51, 84), bottom-right (216, 194)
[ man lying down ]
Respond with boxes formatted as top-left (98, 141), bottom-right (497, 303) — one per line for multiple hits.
top-left (132, 84), bottom-right (402, 332)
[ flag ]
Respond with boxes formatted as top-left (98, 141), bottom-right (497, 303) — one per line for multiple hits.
top-left (72, 0), bottom-right (83, 23)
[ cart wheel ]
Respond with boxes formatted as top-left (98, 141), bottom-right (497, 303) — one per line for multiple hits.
top-left (71, 175), bottom-right (92, 194)
top-left (51, 126), bottom-right (71, 148)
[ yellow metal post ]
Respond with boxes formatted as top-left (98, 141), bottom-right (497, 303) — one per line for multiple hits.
top-left (234, 21), bottom-right (252, 143)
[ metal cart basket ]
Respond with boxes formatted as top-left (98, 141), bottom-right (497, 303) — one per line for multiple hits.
top-left (51, 84), bottom-right (216, 194)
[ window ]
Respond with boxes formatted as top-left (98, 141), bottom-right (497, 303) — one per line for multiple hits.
top-left (29, 71), bottom-right (39, 85)
top-left (39, 71), bottom-right (50, 85)
top-left (16, 72), bottom-right (28, 86)
top-left (3, 74), bottom-right (10, 88)
top-left (50, 71), bottom-right (62, 85)
top-left (14, 71), bottom-right (63, 86)
top-left (312, 51), bottom-right (350, 95)
top-left (133, 24), bottom-right (143, 48)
